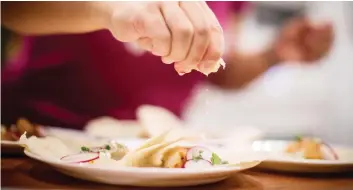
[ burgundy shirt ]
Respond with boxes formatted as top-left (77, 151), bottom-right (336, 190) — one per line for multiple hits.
top-left (1, 2), bottom-right (245, 129)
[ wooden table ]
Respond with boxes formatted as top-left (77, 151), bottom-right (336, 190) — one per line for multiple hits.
top-left (2, 156), bottom-right (353, 190)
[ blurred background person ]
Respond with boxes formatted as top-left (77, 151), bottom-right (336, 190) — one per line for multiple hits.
top-left (184, 1), bottom-right (353, 145)
top-left (1, 1), bottom-right (331, 133)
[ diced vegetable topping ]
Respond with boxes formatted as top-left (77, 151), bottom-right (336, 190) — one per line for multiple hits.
top-left (80, 144), bottom-right (113, 153)
top-left (192, 150), bottom-right (203, 161)
top-left (185, 146), bottom-right (228, 167)
top-left (186, 146), bottom-right (213, 162)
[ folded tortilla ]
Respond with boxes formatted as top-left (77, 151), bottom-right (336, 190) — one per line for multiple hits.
top-left (117, 129), bottom-right (197, 168)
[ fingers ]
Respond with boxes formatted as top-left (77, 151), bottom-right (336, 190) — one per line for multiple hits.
top-left (109, 6), bottom-right (143, 42)
top-left (280, 17), bottom-right (309, 43)
top-left (111, 2), bottom-right (225, 76)
top-left (126, 5), bottom-right (172, 56)
top-left (137, 37), bottom-right (153, 52)
top-left (305, 22), bottom-right (334, 61)
top-left (160, 2), bottom-right (193, 65)
top-left (174, 2), bottom-right (224, 75)
top-left (143, 7), bottom-right (172, 57)
top-left (198, 1), bottom-right (225, 74)
top-left (173, 2), bottom-right (211, 74)
top-left (110, 3), bottom-right (171, 57)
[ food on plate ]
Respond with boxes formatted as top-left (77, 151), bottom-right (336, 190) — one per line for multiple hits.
top-left (21, 128), bottom-right (230, 169)
top-left (19, 132), bottom-right (73, 159)
top-left (1, 118), bottom-right (43, 141)
top-left (117, 130), bottom-right (229, 168)
top-left (19, 132), bottom-right (130, 164)
top-left (79, 142), bottom-right (128, 161)
top-left (285, 136), bottom-right (339, 160)
top-left (84, 117), bottom-right (149, 138)
top-left (136, 105), bottom-right (264, 143)
top-left (137, 105), bottom-right (185, 138)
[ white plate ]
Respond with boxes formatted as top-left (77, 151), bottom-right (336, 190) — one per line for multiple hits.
top-left (1, 127), bottom-right (96, 154)
top-left (252, 140), bottom-right (353, 173)
top-left (24, 147), bottom-right (260, 187)
top-left (1, 140), bottom-right (20, 146)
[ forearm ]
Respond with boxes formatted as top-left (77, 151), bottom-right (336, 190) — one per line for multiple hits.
top-left (2, 2), bottom-right (112, 35)
top-left (209, 48), bottom-right (278, 89)
top-left (209, 10), bottom-right (277, 89)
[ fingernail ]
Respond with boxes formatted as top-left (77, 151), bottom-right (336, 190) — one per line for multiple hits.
top-left (176, 68), bottom-right (190, 76)
top-left (162, 57), bottom-right (174, 64)
top-left (177, 70), bottom-right (191, 76)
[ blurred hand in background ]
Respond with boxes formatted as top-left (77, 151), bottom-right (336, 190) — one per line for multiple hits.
top-left (274, 17), bottom-right (334, 63)
top-left (211, 16), bottom-right (334, 89)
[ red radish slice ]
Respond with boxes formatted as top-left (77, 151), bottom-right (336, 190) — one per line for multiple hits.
top-left (322, 142), bottom-right (339, 160)
top-left (183, 159), bottom-right (213, 169)
top-left (60, 152), bottom-right (99, 163)
top-left (186, 146), bottom-right (213, 162)
top-left (10, 132), bottom-right (21, 140)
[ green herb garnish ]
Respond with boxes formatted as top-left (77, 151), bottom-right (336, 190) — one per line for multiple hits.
top-left (211, 152), bottom-right (228, 165)
top-left (211, 152), bottom-right (222, 165)
top-left (221, 161), bottom-right (229, 165)
top-left (295, 135), bottom-right (302, 141)
top-left (105, 145), bottom-right (111, 150)
top-left (81, 146), bottom-right (90, 152)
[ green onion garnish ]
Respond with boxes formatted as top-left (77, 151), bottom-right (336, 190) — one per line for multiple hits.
top-left (81, 146), bottom-right (90, 152)
top-left (295, 135), bottom-right (302, 141)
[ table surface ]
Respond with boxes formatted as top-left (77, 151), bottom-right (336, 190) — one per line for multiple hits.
top-left (2, 156), bottom-right (353, 190)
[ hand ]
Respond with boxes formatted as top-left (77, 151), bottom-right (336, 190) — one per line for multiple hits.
top-left (103, 1), bottom-right (225, 76)
top-left (274, 17), bottom-right (334, 63)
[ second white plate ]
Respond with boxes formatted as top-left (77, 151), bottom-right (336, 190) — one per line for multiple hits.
top-left (252, 140), bottom-right (353, 173)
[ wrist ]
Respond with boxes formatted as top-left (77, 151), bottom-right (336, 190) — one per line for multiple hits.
top-left (264, 47), bottom-right (280, 68)
top-left (87, 2), bottom-right (117, 30)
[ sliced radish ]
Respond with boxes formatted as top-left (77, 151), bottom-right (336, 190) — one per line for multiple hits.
top-left (183, 159), bottom-right (213, 169)
top-left (322, 142), bottom-right (339, 160)
top-left (10, 132), bottom-right (21, 140)
top-left (186, 146), bottom-right (213, 162)
top-left (60, 152), bottom-right (99, 163)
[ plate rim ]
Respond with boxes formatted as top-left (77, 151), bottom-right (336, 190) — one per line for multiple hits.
top-left (23, 150), bottom-right (259, 175)
top-left (1, 140), bottom-right (20, 146)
